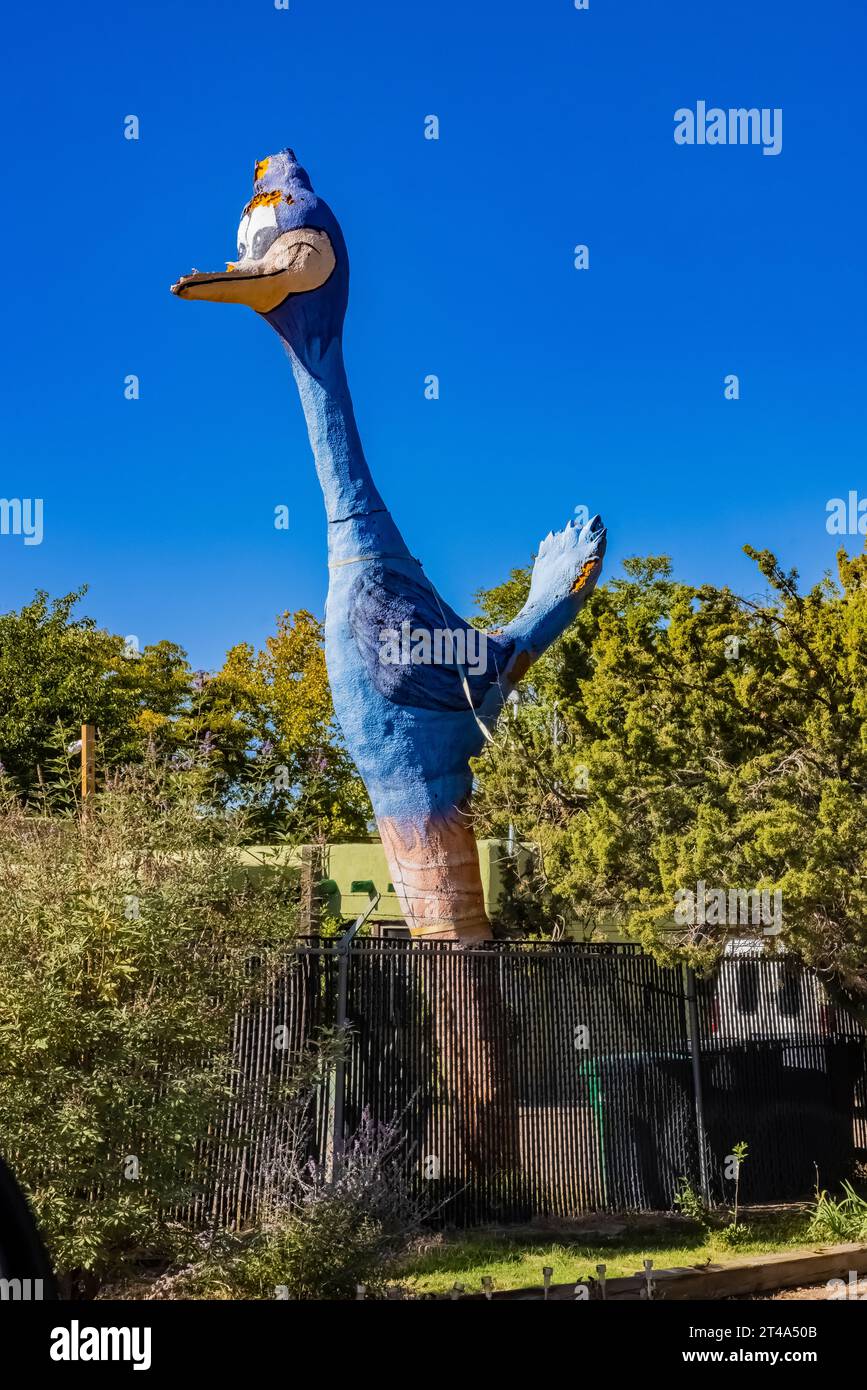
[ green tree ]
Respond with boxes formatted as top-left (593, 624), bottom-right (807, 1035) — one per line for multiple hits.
top-left (215, 609), bottom-right (370, 840)
top-left (0, 592), bottom-right (370, 840)
top-left (0, 590), bottom-right (193, 790)
top-left (471, 547), bottom-right (867, 1015)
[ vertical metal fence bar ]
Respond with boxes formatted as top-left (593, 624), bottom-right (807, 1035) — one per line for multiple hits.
top-left (685, 966), bottom-right (711, 1206)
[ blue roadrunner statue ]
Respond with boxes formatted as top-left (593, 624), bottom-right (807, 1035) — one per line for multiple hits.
top-left (173, 149), bottom-right (606, 943)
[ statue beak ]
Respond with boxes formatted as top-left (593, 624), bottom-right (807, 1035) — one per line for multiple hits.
top-left (171, 227), bottom-right (336, 313)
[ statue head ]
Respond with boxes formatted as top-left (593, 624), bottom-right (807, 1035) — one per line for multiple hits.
top-left (172, 149), bottom-right (349, 375)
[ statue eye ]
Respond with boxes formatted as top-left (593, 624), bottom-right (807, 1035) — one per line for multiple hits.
top-left (245, 203), bottom-right (279, 259)
top-left (236, 213), bottom-right (251, 259)
top-left (251, 226), bottom-right (279, 259)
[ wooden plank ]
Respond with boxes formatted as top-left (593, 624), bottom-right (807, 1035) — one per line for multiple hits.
top-left (641, 1242), bottom-right (867, 1301)
top-left (470, 1242), bottom-right (867, 1300)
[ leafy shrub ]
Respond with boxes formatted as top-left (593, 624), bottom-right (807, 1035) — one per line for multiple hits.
top-left (0, 752), bottom-right (302, 1290)
top-left (808, 1182), bottom-right (867, 1243)
top-left (145, 1111), bottom-right (428, 1300)
top-left (673, 1178), bottom-right (710, 1226)
top-left (716, 1220), bottom-right (754, 1249)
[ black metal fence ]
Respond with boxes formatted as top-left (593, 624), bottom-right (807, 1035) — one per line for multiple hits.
top-left (208, 939), bottom-right (866, 1227)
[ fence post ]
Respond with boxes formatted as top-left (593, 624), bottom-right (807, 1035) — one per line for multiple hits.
top-left (299, 843), bottom-right (324, 934)
top-left (330, 893), bottom-right (380, 1182)
top-left (81, 723), bottom-right (96, 804)
top-left (685, 966), bottom-right (712, 1206)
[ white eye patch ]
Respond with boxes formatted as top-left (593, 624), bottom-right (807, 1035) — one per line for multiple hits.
top-left (237, 203), bottom-right (278, 261)
top-left (236, 214), bottom-right (250, 259)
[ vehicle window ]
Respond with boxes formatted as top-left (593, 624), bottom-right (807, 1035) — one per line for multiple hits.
top-left (778, 969), bottom-right (803, 1017)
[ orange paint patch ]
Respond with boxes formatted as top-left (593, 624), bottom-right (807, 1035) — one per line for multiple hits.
top-left (243, 189), bottom-right (293, 215)
top-left (253, 157), bottom-right (270, 182)
top-left (571, 559), bottom-right (599, 594)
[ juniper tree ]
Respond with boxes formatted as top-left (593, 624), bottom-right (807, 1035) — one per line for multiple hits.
top-left (471, 547), bottom-right (867, 1017)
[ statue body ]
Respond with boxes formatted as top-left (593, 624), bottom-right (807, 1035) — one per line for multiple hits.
top-left (174, 150), bottom-right (606, 942)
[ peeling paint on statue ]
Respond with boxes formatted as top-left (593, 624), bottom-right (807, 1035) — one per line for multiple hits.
top-left (172, 150), bottom-right (606, 943)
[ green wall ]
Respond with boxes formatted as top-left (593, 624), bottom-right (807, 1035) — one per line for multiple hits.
top-left (238, 838), bottom-right (531, 922)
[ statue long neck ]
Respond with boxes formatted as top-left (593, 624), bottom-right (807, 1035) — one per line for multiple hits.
top-left (288, 338), bottom-right (411, 566)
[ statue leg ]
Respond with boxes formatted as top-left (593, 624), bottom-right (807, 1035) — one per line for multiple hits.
top-left (378, 806), bottom-right (521, 1207)
top-left (377, 805), bottom-right (492, 943)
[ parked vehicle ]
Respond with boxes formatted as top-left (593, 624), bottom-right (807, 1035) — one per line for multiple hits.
top-left (700, 940), bottom-right (865, 1202)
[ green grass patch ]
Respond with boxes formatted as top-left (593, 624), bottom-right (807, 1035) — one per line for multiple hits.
top-left (398, 1210), bottom-right (814, 1295)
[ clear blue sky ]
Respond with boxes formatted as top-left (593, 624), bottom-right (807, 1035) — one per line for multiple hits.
top-left (3, 0), bottom-right (865, 669)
